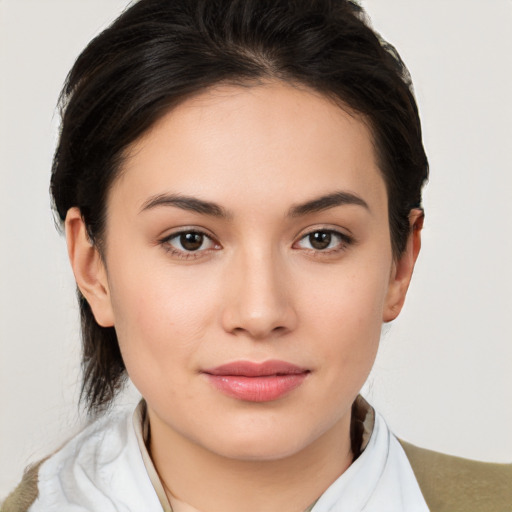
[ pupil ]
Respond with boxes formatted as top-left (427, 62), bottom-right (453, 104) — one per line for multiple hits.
top-left (181, 232), bottom-right (203, 251)
top-left (310, 231), bottom-right (331, 250)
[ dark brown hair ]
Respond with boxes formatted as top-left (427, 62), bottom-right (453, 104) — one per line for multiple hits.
top-left (50, 0), bottom-right (429, 415)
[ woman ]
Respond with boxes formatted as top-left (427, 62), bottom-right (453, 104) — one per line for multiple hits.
top-left (3, 1), bottom-right (510, 511)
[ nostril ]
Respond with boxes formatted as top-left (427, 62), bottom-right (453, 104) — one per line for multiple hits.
top-left (229, 323), bottom-right (290, 340)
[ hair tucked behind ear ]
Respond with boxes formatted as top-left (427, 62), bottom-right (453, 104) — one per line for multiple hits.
top-left (51, 0), bottom-right (428, 416)
top-left (78, 295), bottom-right (126, 413)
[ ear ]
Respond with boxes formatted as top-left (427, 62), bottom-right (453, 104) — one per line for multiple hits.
top-left (65, 207), bottom-right (115, 327)
top-left (383, 209), bottom-right (424, 323)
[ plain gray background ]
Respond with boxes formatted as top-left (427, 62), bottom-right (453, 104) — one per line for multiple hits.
top-left (1, 0), bottom-right (511, 499)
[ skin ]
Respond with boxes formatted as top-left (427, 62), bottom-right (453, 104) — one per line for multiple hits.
top-left (66, 82), bottom-right (422, 512)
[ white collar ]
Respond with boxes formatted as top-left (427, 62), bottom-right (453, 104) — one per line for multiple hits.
top-left (30, 399), bottom-right (428, 512)
top-left (310, 408), bottom-right (429, 511)
top-left (133, 398), bottom-right (428, 512)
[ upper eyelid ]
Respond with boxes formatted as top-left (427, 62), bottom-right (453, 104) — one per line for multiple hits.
top-left (160, 227), bottom-right (218, 242)
top-left (297, 231), bottom-right (350, 242)
top-left (293, 228), bottom-right (354, 252)
top-left (295, 225), bottom-right (353, 241)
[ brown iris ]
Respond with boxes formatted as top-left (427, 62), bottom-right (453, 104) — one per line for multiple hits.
top-left (180, 232), bottom-right (204, 251)
top-left (309, 231), bottom-right (332, 250)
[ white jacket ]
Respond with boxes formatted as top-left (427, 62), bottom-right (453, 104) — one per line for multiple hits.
top-left (15, 400), bottom-right (428, 512)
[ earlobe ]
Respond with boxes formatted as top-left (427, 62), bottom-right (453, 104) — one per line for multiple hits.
top-left (65, 208), bottom-right (115, 327)
top-left (383, 209), bottom-right (424, 323)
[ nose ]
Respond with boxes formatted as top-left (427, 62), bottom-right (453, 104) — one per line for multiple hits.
top-left (221, 247), bottom-right (298, 340)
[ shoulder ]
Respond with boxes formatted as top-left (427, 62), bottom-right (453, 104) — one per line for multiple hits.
top-left (1, 407), bottom-right (136, 512)
top-left (1, 458), bottom-right (46, 512)
top-left (398, 438), bottom-right (512, 512)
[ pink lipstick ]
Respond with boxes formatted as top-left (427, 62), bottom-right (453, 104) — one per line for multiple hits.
top-left (202, 360), bottom-right (309, 402)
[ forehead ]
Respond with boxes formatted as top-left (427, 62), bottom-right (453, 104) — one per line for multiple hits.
top-left (113, 81), bottom-right (386, 216)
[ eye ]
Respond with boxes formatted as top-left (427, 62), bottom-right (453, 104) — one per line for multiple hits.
top-left (295, 229), bottom-right (351, 252)
top-left (161, 230), bottom-right (219, 255)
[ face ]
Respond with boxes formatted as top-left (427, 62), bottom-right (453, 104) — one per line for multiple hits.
top-left (71, 82), bottom-right (417, 462)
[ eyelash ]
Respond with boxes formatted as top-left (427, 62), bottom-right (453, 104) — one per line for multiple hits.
top-left (159, 228), bottom-right (353, 260)
top-left (159, 229), bottom-right (220, 260)
top-left (294, 229), bottom-right (353, 256)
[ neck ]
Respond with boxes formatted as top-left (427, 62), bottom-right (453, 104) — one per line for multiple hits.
top-left (148, 410), bottom-right (354, 512)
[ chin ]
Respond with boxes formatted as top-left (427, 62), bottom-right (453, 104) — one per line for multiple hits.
top-left (196, 416), bottom-right (324, 462)
top-left (212, 434), bottom-right (310, 462)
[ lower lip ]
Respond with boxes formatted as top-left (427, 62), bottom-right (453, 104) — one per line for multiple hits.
top-left (205, 373), bottom-right (308, 402)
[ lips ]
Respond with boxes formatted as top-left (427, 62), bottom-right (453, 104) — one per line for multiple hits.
top-left (202, 360), bottom-right (310, 402)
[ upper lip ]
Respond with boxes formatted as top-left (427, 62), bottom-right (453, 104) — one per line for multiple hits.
top-left (203, 360), bottom-right (309, 377)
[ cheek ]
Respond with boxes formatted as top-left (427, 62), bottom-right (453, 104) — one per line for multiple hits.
top-left (298, 258), bottom-right (391, 370)
top-left (106, 253), bottom-right (220, 387)
top-left (303, 260), bottom-right (389, 328)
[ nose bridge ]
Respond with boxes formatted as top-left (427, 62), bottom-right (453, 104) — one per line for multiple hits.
top-left (222, 242), bottom-right (296, 339)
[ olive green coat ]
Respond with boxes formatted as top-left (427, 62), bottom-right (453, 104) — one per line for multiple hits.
top-left (2, 443), bottom-right (511, 512)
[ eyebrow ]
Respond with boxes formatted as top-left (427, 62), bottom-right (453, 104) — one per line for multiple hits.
top-left (139, 190), bottom-right (369, 218)
top-left (140, 193), bottom-right (230, 218)
top-left (288, 191), bottom-right (370, 217)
